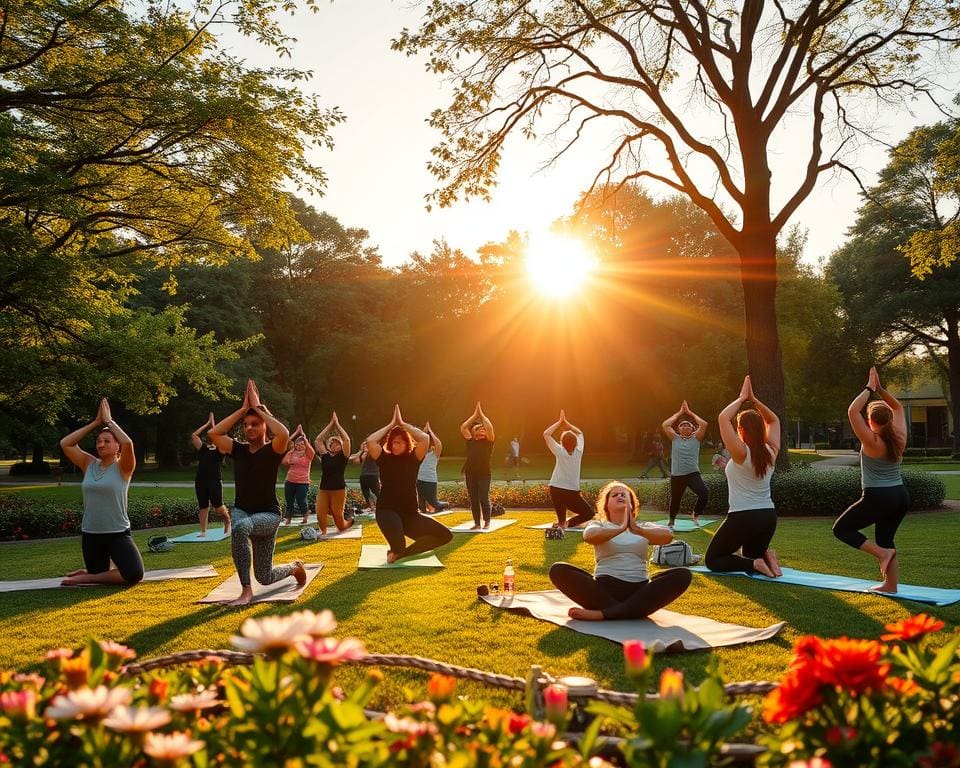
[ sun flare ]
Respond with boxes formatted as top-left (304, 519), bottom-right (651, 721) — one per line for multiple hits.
top-left (525, 233), bottom-right (597, 298)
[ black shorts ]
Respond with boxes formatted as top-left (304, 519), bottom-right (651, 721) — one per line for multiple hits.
top-left (195, 475), bottom-right (224, 508)
top-left (81, 530), bottom-right (144, 584)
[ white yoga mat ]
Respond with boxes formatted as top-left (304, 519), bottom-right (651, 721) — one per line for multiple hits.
top-left (305, 525), bottom-right (363, 540)
top-left (527, 523), bottom-right (586, 533)
top-left (450, 518), bottom-right (517, 534)
top-left (358, 545), bottom-right (443, 569)
top-left (424, 509), bottom-right (457, 518)
top-left (652, 518), bottom-right (719, 532)
top-left (481, 589), bottom-right (785, 652)
top-left (0, 565), bottom-right (220, 593)
top-left (170, 529), bottom-right (230, 543)
top-left (197, 563), bottom-right (323, 604)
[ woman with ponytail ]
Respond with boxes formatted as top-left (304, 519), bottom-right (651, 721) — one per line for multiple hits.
top-left (833, 366), bottom-right (908, 592)
top-left (705, 376), bottom-right (782, 577)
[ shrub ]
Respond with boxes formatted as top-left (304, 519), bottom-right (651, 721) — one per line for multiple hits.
top-left (8, 461), bottom-right (52, 476)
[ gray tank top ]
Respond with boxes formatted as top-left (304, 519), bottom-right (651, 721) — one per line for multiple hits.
top-left (670, 435), bottom-right (701, 475)
top-left (860, 451), bottom-right (902, 489)
top-left (81, 460), bottom-right (131, 533)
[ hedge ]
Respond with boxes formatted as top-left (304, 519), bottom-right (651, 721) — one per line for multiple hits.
top-left (903, 447), bottom-right (955, 458)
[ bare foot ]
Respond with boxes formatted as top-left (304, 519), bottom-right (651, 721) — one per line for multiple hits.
top-left (481, 522), bottom-right (490, 530)
top-left (568, 606), bottom-right (604, 621)
top-left (763, 549), bottom-right (783, 577)
top-left (291, 561), bottom-right (307, 587)
top-left (222, 510), bottom-right (231, 535)
top-left (199, 531), bottom-right (207, 538)
top-left (470, 525), bottom-right (482, 531)
top-left (319, 529), bottom-right (328, 537)
top-left (65, 568), bottom-right (88, 577)
top-left (386, 550), bottom-right (399, 564)
top-left (877, 547), bottom-right (896, 578)
top-left (691, 515), bottom-right (700, 527)
top-left (869, 581), bottom-right (898, 593)
top-left (227, 587), bottom-right (254, 607)
top-left (752, 558), bottom-right (777, 578)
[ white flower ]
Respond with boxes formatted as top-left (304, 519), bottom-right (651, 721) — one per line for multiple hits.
top-left (288, 609), bottom-right (337, 637)
top-left (45, 686), bottom-right (132, 720)
top-left (98, 640), bottom-right (136, 660)
top-left (383, 713), bottom-right (437, 736)
top-left (103, 705), bottom-right (171, 732)
top-left (143, 731), bottom-right (205, 760)
top-left (296, 636), bottom-right (367, 665)
top-left (169, 690), bottom-right (222, 712)
top-left (230, 614), bottom-right (315, 655)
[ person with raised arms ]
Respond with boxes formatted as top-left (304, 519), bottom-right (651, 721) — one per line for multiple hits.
top-left (833, 366), bottom-right (909, 593)
top-left (191, 412), bottom-right (231, 537)
top-left (704, 375), bottom-right (782, 578)
top-left (281, 424), bottom-right (314, 526)
top-left (661, 400), bottom-right (710, 528)
top-left (208, 379), bottom-right (305, 606)
top-left (314, 412), bottom-right (353, 536)
top-left (366, 405), bottom-right (453, 563)
top-left (549, 482), bottom-right (690, 620)
top-left (543, 410), bottom-right (595, 529)
top-left (417, 422), bottom-right (449, 514)
top-left (59, 398), bottom-right (144, 586)
top-left (459, 401), bottom-right (495, 530)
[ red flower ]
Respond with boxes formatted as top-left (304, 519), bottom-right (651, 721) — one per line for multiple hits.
top-left (817, 638), bottom-right (889, 695)
top-left (918, 742), bottom-right (960, 768)
top-left (148, 678), bottom-right (169, 702)
top-left (762, 664), bottom-right (823, 724)
top-left (508, 713), bottom-right (531, 734)
top-left (825, 725), bottom-right (857, 746)
top-left (886, 677), bottom-right (921, 697)
top-left (881, 614), bottom-right (945, 643)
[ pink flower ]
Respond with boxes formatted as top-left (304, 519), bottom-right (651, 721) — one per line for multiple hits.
top-left (543, 684), bottom-right (568, 725)
top-left (288, 609), bottom-right (337, 637)
top-left (103, 705), bottom-right (172, 733)
top-left (98, 641), bottom-right (136, 661)
top-left (383, 713), bottom-right (437, 736)
top-left (12, 673), bottom-right (45, 690)
top-left (0, 690), bottom-right (36, 719)
top-left (169, 690), bottom-right (222, 712)
top-left (788, 760), bottom-right (832, 768)
top-left (623, 640), bottom-right (648, 675)
top-left (530, 721), bottom-right (557, 739)
top-left (296, 636), bottom-right (367, 665)
top-left (143, 731), bottom-right (205, 760)
top-left (44, 648), bottom-right (73, 661)
top-left (45, 686), bottom-right (132, 720)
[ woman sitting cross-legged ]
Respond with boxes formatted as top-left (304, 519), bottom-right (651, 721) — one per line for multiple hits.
top-left (549, 481), bottom-right (691, 621)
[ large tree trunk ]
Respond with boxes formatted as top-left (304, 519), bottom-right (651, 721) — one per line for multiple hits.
top-left (947, 323), bottom-right (960, 458)
top-left (155, 412), bottom-right (182, 470)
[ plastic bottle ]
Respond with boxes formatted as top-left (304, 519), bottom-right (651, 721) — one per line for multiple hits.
top-left (503, 558), bottom-right (516, 594)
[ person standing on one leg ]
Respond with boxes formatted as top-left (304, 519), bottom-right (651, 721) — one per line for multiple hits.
top-left (705, 376), bottom-right (782, 578)
top-left (281, 425), bottom-right (314, 526)
top-left (662, 401), bottom-right (709, 528)
top-left (208, 379), bottom-right (306, 607)
top-left (460, 402), bottom-right (495, 530)
top-left (833, 366), bottom-right (909, 593)
top-left (549, 482), bottom-right (691, 620)
top-left (417, 422), bottom-right (449, 514)
top-left (315, 413), bottom-right (353, 535)
top-left (367, 405), bottom-right (453, 563)
top-left (543, 410), bottom-right (595, 529)
top-left (191, 413), bottom-right (231, 536)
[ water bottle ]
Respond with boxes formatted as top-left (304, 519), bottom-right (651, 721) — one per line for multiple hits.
top-left (503, 558), bottom-right (516, 594)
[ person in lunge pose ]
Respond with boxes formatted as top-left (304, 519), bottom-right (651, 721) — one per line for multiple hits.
top-left (59, 398), bottom-right (144, 586)
top-left (417, 422), bottom-right (449, 514)
top-left (208, 379), bottom-right (306, 606)
top-left (191, 413), bottom-right (231, 536)
top-left (705, 376), bottom-right (782, 578)
top-left (459, 401), bottom-right (495, 530)
top-left (543, 410), bottom-right (595, 529)
top-left (549, 482), bottom-right (690, 620)
top-left (314, 413), bottom-right (353, 535)
top-left (661, 401), bottom-right (709, 527)
top-left (281, 425), bottom-right (314, 526)
top-left (366, 405), bottom-right (453, 563)
top-left (833, 366), bottom-right (909, 593)
top-left (350, 444), bottom-right (380, 513)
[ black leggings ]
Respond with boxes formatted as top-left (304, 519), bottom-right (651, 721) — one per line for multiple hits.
top-left (464, 471), bottom-right (492, 525)
top-left (195, 475), bottom-right (223, 509)
top-left (417, 480), bottom-right (449, 513)
top-left (669, 472), bottom-right (709, 524)
top-left (360, 475), bottom-right (380, 506)
top-left (81, 530), bottom-right (144, 584)
top-left (375, 507), bottom-right (453, 559)
top-left (549, 562), bottom-right (691, 620)
top-left (549, 486), bottom-right (595, 527)
top-left (705, 508), bottom-right (777, 574)
top-left (833, 485), bottom-right (910, 550)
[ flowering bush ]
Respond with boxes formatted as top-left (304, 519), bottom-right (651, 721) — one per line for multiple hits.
top-left (760, 614), bottom-right (960, 767)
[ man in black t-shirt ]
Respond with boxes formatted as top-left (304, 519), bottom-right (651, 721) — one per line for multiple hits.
top-left (191, 413), bottom-right (231, 536)
top-left (209, 380), bottom-right (306, 606)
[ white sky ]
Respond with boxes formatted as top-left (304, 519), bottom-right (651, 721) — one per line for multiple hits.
top-left (225, 2), bottom-right (954, 268)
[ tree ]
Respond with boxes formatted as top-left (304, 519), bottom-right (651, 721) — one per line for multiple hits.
top-left (394, 0), bottom-right (960, 463)
top-left (828, 121), bottom-right (960, 455)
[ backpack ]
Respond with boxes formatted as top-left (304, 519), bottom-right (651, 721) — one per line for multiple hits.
top-left (545, 524), bottom-right (564, 540)
top-left (491, 502), bottom-right (505, 518)
top-left (300, 527), bottom-right (319, 541)
top-left (651, 540), bottom-right (699, 567)
top-left (147, 535), bottom-right (174, 553)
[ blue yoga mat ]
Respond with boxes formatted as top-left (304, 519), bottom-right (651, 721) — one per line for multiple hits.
top-left (170, 529), bottom-right (230, 543)
top-left (690, 566), bottom-right (960, 606)
top-left (652, 518), bottom-right (719, 532)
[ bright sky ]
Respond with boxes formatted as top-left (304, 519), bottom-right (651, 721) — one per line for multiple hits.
top-left (226, 2), bottom-right (952, 269)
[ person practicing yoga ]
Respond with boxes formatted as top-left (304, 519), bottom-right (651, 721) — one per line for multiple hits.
top-left (417, 422), bottom-right (450, 514)
top-left (661, 401), bottom-right (709, 528)
top-left (549, 481), bottom-right (691, 620)
top-left (543, 410), bottom-right (595, 529)
top-left (350, 444), bottom-right (380, 513)
top-left (833, 366), bottom-right (909, 593)
top-left (281, 425), bottom-right (314, 526)
top-left (314, 413), bottom-right (354, 535)
top-left (208, 379), bottom-right (306, 606)
top-left (460, 401), bottom-right (495, 530)
top-left (367, 405), bottom-right (453, 563)
top-left (705, 376), bottom-right (782, 578)
top-left (59, 398), bottom-right (145, 586)
top-left (191, 413), bottom-right (231, 536)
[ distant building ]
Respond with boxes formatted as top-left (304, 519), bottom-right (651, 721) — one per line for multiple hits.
top-left (888, 380), bottom-right (953, 449)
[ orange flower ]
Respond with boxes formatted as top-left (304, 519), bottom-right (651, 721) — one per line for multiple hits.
top-left (426, 673), bottom-right (457, 702)
top-left (881, 614), bottom-right (945, 643)
top-left (658, 669), bottom-right (684, 700)
top-left (817, 638), bottom-right (889, 695)
top-left (148, 678), bottom-right (169, 702)
top-left (887, 677), bottom-right (921, 697)
top-left (762, 664), bottom-right (823, 724)
top-left (60, 654), bottom-right (91, 690)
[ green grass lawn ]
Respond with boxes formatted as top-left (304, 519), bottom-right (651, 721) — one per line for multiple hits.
top-left (1, 508), bottom-right (957, 712)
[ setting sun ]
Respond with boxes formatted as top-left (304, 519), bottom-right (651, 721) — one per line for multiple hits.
top-left (525, 233), bottom-right (597, 298)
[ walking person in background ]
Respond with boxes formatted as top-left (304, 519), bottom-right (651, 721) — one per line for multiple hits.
top-left (417, 422), bottom-right (450, 514)
top-left (509, 435), bottom-right (521, 479)
top-left (191, 412), bottom-right (231, 536)
top-left (661, 401), bottom-right (709, 528)
top-left (543, 410), bottom-right (595, 529)
top-left (460, 401), bottom-right (495, 530)
top-left (833, 366), bottom-right (909, 593)
top-left (314, 412), bottom-right (353, 536)
top-left (59, 398), bottom-right (144, 586)
top-left (640, 432), bottom-right (669, 479)
top-left (281, 425), bottom-right (314, 526)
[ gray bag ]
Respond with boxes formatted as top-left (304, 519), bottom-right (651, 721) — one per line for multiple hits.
top-left (651, 540), bottom-right (699, 567)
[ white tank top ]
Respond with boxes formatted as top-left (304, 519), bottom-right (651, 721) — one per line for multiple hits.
top-left (725, 445), bottom-right (774, 512)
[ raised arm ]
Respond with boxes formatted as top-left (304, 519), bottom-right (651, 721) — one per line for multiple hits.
top-left (477, 403), bottom-right (495, 441)
top-left (542, 412), bottom-right (564, 445)
top-left (59, 407), bottom-right (102, 473)
top-left (426, 422), bottom-right (443, 458)
top-left (365, 408), bottom-right (399, 460)
top-left (747, 379), bottom-right (781, 458)
top-left (873, 367), bottom-right (907, 436)
top-left (683, 401), bottom-right (709, 442)
top-left (719, 378), bottom-right (751, 465)
top-left (661, 405), bottom-right (683, 441)
top-left (314, 415), bottom-right (335, 455)
top-left (190, 413), bottom-right (213, 451)
top-left (333, 413), bottom-right (351, 458)
top-left (460, 401), bottom-right (481, 439)
top-left (209, 380), bottom-right (254, 455)
top-left (99, 399), bottom-right (136, 480)
top-left (396, 407), bottom-right (429, 461)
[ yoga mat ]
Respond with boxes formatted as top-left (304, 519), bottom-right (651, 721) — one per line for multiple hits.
top-left (652, 518), bottom-right (719, 532)
top-left (690, 566), bottom-right (960, 606)
top-left (0, 565), bottom-right (220, 593)
top-left (481, 589), bottom-right (785, 651)
top-left (358, 545), bottom-right (443, 569)
top-left (527, 523), bottom-right (585, 533)
top-left (450, 518), bottom-right (517, 534)
top-left (309, 525), bottom-right (363, 540)
top-left (198, 563), bottom-right (323, 604)
top-left (425, 509), bottom-right (457, 518)
top-left (170, 529), bottom-right (230, 543)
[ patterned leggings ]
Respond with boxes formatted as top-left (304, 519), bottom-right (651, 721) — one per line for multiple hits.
top-left (231, 508), bottom-right (294, 588)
